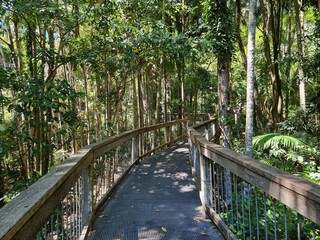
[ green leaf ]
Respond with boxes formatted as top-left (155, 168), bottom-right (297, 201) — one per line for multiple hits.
top-left (253, 133), bottom-right (307, 151)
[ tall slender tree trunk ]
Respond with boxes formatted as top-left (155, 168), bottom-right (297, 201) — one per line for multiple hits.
top-left (132, 73), bottom-right (140, 156)
top-left (0, 165), bottom-right (4, 207)
top-left (270, 0), bottom-right (283, 123)
top-left (245, 0), bottom-right (257, 158)
top-left (71, 71), bottom-right (79, 152)
top-left (285, 0), bottom-right (293, 119)
top-left (218, 58), bottom-right (231, 148)
top-left (13, 15), bottom-right (24, 73)
top-left (82, 64), bottom-right (91, 145)
top-left (235, 0), bottom-right (247, 69)
top-left (260, 0), bottom-right (283, 127)
top-left (133, 74), bottom-right (139, 129)
top-left (218, 57), bottom-right (232, 207)
top-left (294, 0), bottom-right (306, 110)
top-left (236, 0), bottom-right (264, 130)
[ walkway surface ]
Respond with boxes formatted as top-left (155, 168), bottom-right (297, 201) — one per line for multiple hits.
top-left (87, 142), bottom-right (224, 240)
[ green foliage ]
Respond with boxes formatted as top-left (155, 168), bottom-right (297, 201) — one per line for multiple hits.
top-left (201, 0), bottom-right (235, 60)
top-left (253, 133), bottom-right (307, 151)
top-left (220, 180), bottom-right (320, 240)
top-left (253, 132), bottom-right (320, 183)
top-left (279, 108), bottom-right (320, 143)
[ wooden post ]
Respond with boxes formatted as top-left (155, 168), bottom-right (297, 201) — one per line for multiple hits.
top-left (200, 154), bottom-right (213, 218)
top-left (81, 167), bottom-right (92, 227)
top-left (131, 137), bottom-right (139, 163)
top-left (205, 122), bottom-right (216, 141)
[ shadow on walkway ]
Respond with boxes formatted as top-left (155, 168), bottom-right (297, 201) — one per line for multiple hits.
top-left (87, 142), bottom-right (224, 240)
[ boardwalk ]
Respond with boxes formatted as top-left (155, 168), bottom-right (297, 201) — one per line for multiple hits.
top-left (87, 142), bottom-right (224, 240)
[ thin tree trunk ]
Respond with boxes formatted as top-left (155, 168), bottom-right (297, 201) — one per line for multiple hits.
top-left (218, 56), bottom-right (232, 207)
top-left (218, 58), bottom-right (231, 148)
top-left (269, 0), bottom-right (283, 123)
top-left (245, 0), bottom-right (257, 158)
top-left (294, 0), bottom-right (306, 110)
top-left (236, 0), bottom-right (264, 130)
top-left (9, 16), bottom-right (18, 71)
top-left (260, 0), bottom-right (283, 127)
top-left (0, 165), bottom-right (5, 207)
top-left (133, 75), bottom-right (139, 130)
top-left (71, 78), bottom-right (79, 152)
top-left (259, 0), bottom-right (274, 125)
top-left (13, 15), bottom-right (24, 73)
top-left (82, 64), bottom-right (91, 145)
top-left (235, 0), bottom-right (247, 70)
top-left (138, 70), bottom-right (144, 129)
top-left (285, 0), bottom-right (293, 119)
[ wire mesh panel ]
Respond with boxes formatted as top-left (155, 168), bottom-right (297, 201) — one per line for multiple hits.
top-left (37, 177), bottom-right (84, 240)
top-left (1, 117), bottom-right (209, 240)
top-left (92, 139), bottom-right (133, 205)
top-left (188, 123), bottom-right (320, 240)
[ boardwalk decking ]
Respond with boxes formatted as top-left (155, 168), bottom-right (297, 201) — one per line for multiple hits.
top-left (87, 142), bottom-right (224, 240)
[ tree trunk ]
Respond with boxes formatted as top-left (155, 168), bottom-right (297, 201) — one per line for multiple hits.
top-left (245, 0), bottom-right (257, 158)
top-left (82, 64), bottom-right (91, 145)
top-left (218, 56), bottom-right (232, 207)
top-left (218, 58), bottom-right (231, 148)
top-left (133, 74), bottom-right (139, 130)
top-left (269, 0), bottom-right (283, 124)
top-left (236, 0), bottom-right (264, 130)
top-left (285, 0), bottom-right (293, 119)
top-left (0, 165), bottom-right (4, 207)
top-left (260, 0), bottom-right (283, 127)
top-left (235, 0), bottom-right (247, 70)
top-left (294, 0), bottom-right (306, 110)
top-left (13, 15), bottom-right (24, 73)
top-left (5, 15), bottom-right (20, 70)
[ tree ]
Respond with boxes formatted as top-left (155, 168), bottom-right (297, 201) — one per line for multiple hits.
top-left (203, 0), bottom-right (234, 148)
top-left (259, 0), bottom-right (283, 128)
top-left (245, 0), bottom-right (257, 158)
top-left (294, 0), bottom-right (306, 111)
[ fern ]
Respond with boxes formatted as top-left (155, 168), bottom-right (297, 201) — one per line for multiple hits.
top-left (253, 133), bottom-right (307, 151)
top-left (253, 133), bottom-right (320, 176)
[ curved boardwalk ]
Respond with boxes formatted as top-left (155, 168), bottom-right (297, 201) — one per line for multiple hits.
top-left (87, 142), bottom-right (224, 240)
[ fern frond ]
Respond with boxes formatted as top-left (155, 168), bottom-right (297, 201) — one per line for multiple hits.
top-left (253, 133), bottom-right (307, 151)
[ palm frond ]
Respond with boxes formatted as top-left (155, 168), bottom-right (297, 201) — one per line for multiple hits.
top-left (253, 133), bottom-right (307, 151)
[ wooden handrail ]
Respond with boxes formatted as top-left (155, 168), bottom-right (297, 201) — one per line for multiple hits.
top-left (0, 117), bottom-right (203, 240)
top-left (188, 127), bottom-right (320, 225)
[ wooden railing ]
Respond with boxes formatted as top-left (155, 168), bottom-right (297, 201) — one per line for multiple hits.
top-left (189, 121), bottom-right (320, 240)
top-left (0, 116), bottom-right (210, 240)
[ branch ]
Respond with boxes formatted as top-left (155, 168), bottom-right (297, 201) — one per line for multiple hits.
top-left (0, 37), bottom-right (11, 48)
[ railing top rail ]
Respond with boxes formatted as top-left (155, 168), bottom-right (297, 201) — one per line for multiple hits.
top-left (191, 118), bottom-right (217, 130)
top-left (188, 127), bottom-right (320, 225)
top-left (0, 117), bottom-right (202, 240)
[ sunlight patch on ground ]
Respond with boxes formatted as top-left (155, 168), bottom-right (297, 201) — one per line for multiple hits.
top-left (153, 169), bottom-right (165, 174)
top-left (173, 148), bottom-right (189, 153)
top-left (179, 184), bottom-right (196, 193)
top-left (142, 164), bottom-right (151, 168)
top-left (173, 172), bottom-right (188, 180)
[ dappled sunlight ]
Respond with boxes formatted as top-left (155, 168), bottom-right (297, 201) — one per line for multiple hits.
top-left (173, 172), bottom-right (188, 180)
top-left (153, 169), bottom-right (165, 174)
top-left (155, 162), bottom-right (165, 167)
top-left (173, 148), bottom-right (189, 153)
top-left (179, 184), bottom-right (196, 193)
top-left (141, 163), bottom-right (151, 168)
top-left (86, 143), bottom-right (224, 240)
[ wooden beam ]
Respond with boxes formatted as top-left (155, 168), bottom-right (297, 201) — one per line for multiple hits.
top-left (188, 127), bottom-right (320, 225)
top-left (0, 117), bottom-right (204, 239)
